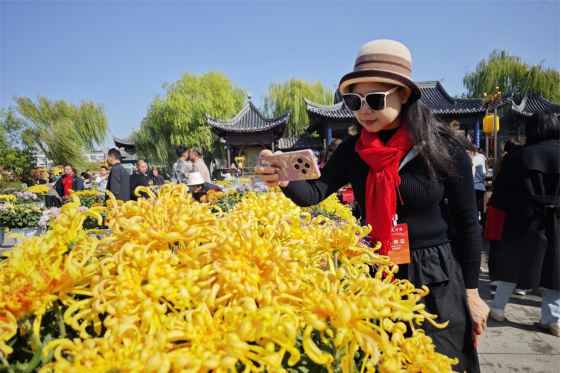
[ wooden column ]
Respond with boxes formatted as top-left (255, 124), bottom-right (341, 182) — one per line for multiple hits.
top-left (493, 107), bottom-right (498, 166)
top-left (270, 140), bottom-right (274, 153)
top-left (516, 126), bottom-right (521, 141)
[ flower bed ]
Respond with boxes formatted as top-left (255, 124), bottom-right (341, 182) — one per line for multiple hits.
top-left (69, 190), bottom-right (105, 208)
top-left (0, 185), bottom-right (458, 373)
top-left (0, 202), bottom-right (44, 230)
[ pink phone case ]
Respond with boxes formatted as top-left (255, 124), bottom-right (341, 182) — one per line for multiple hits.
top-left (258, 149), bottom-right (321, 182)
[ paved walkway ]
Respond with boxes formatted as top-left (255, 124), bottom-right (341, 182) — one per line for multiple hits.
top-left (1, 237), bottom-right (559, 372)
top-left (478, 239), bottom-right (559, 373)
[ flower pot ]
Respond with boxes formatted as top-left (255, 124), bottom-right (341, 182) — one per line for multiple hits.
top-left (0, 228), bottom-right (4, 245)
top-left (10, 227), bottom-right (41, 244)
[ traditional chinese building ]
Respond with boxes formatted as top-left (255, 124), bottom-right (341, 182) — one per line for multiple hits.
top-left (206, 94), bottom-right (291, 168)
top-left (304, 80), bottom-right (559, 154)
top-left (277, 137), bottom-right (323, 152)
top-left (113, 135), bottom-right (137, 165)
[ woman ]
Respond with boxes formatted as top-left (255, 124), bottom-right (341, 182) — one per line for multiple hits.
top-left (80, 172), bottom-right (92, 190)
top-left (150, 168), bottom-right (165, 186)
top-left (186, 172), bottom-right (222, 202)
top-left (489, 111), bottom-right (559, 337)
top-left (256, 40), bottom-right (488, 371)
top-left (485, 139), bottom-right (522, 287)
top-left (319, 139), bottom-right (342, 168)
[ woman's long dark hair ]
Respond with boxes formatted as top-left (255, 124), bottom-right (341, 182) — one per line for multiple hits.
top-left (401, 98), bottom-right (476, 181)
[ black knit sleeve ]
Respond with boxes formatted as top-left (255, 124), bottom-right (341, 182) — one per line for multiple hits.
top-left (280, 142), bottom-right (350, 207)
top-left (443, 148), bottom-right (482, 289)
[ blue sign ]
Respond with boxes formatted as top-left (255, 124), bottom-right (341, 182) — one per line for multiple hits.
top-left (475, 121), bottom-right (480, 148)
top-left (327, 128), bottom-right (332, 146)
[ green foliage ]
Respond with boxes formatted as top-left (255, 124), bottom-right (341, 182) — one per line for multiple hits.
top-left (0, 108), bottom-right (37, 178)
top-left (262, 78), bottom-right (334, 138)
top-left (12, 95), bottom-right (109, 169)
top-left (134, 71), bottom-right (247, 166)
top-left (0, 204), bottom-right (44, 229)
top-left (463, 50), bottom-right (560, 103)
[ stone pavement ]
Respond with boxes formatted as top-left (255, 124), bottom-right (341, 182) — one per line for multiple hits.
top-left (1, 236), bottom-right (559, 372)
top-left (478, 239), bottom-right (560, 373)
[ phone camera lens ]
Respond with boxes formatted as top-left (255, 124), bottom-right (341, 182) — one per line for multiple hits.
top-left (297, 158), bottom-right (303, 163)
top-left (305, 163), bottom-right (310, 168)
top-left (302, 169), bottom-right (307, 174)
top-left (294, 164), bottom-right (300, 169)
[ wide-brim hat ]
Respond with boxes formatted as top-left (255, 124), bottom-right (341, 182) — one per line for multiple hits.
top-left (339, 39), bottom-right (421, 103)
top-left (187, 172), bottom-right (205, 186)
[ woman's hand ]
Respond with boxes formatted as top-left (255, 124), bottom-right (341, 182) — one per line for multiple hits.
top-left (254, 150), bottom-right (289, 188)
top-left (466, 289), bottom-right (489, 335)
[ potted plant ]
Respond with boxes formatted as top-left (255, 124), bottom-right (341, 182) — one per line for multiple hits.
top-left (0, 203), bottom-right (45, 244)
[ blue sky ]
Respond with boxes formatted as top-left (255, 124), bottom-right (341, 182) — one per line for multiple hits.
top-left (1, 1), bottom-right (559, 147)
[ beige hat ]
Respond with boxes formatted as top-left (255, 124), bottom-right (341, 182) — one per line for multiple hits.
top-left (187, 172), bottom-right (205, 186)
top-left (339, 39), bottom-right (421, 103)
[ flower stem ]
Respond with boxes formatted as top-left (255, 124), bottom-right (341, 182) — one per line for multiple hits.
top-left (55, 300), bottom-right (67, 338)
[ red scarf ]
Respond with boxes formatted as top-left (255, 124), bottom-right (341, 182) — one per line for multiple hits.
top-left (355, 124), bottom-right (412, 255)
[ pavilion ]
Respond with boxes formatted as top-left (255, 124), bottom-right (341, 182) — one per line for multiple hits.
top-left (206, 94), bottom-right (291, 168)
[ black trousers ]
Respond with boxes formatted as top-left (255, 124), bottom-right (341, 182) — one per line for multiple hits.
top-left (395, 243), bottom-right (480, 373)
top-left (45, 195), bottom-right (61, 208)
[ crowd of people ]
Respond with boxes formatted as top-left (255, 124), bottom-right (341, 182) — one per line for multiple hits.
top-left (44, 144), bottom-right (215, 207)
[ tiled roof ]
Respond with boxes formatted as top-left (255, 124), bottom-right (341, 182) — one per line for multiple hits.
top-left (304, 98), bottom-right (354, 119)
top-left (417, 80), bottom-right (512, 114)
top-left (512, 94), bottom-right (560, 117)
top-left (206, 102), bottom-right (291, 135)
top-left (113, 135), bottom-right (135, 147)
top-left (119, 148), bottom-right (137, 162)
top-left (277, 137), bottom-right (324, 151)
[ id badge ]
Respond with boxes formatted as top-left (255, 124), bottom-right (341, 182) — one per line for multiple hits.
top-left (388, 224), bottom-right (411, 264)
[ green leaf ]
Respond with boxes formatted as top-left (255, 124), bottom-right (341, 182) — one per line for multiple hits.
top-left (24, 343), bottom-right (42, 373)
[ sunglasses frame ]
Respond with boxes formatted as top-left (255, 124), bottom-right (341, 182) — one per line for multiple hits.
top-left (342, 86), bottom-right (399, 111)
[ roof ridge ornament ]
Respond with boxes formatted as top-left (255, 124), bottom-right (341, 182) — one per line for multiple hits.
top-left (247, 92), bottom-right (252, 102)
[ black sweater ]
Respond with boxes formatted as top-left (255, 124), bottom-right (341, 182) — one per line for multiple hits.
top-left (281, 133), bottom-right (481, 289)
top-left (130, 172), bottom-right (150, 201)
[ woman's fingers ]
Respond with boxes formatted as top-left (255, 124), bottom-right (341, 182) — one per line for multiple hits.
top-left (258, 173), bottom-right (280, 182)
top-left (254, 165), bottom-right (277, 174)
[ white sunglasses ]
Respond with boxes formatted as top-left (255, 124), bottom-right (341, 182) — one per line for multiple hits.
top-left (342, 86), bottom-right (398, 111)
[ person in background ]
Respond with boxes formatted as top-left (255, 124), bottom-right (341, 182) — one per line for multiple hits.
top-left (172, 145), bottom-right (192, 184)
top-left (54, 164), bottom-right (84, 200)
top-left (149, 168), bottom-right (165, 186)
top-left (94, 166), bottom-right (109, 191)
top-left (186, 172), bottom-right (222, 202)
top-left (80, 172), bottom-right (92, 190)
top-left (489, 111), bottom-right (560, 337)
top-left (320, 139), bottom-right (342, 168)
top-left (129, 160), bottom-right (150, 201)
top-left (190, 146), bottom-right (211, 183)
top-left (473, 149), bottom-right (488, 225)
top-left (484, 139), bottom-right (522, 285)
top-left (485, 138), bottom-right (527, 293)
top-left (106, 148), bottom-right (130, 202)
top-left (492, 139), bottom-right (522, 182)
top-left (256, 39), bottom-right (487, 371)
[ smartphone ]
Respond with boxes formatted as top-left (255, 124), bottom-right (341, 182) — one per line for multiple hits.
top-left (258, 149), bottom-right (321, 182)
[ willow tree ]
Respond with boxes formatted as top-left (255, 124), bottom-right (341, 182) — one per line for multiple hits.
top-left (463, 50), bottom-right (560, 103)
top-left (134, 71), bottom-right (246, 166)
top-left (13, 95), bottom-right (108, 168)
top-left (262, 78), bottom-right (334, 137)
